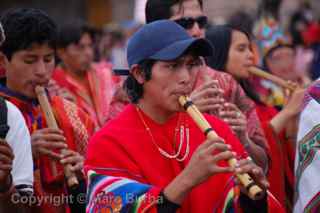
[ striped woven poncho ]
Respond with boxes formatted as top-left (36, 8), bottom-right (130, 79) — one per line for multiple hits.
top-left (294, 80), bottom-right (320, 213)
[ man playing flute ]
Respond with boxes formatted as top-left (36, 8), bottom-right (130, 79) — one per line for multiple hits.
top-left (49, 20), bottom-right (117, 129)
top-left (0, 8), bottom-right (95, 212)
top-left (113, 0), bottom-right (270, 171)
top-left (85, 20), bottom-right (284, 213)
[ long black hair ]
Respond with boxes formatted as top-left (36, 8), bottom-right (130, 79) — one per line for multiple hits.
top-left (205, 25), bottom-right (263, 104)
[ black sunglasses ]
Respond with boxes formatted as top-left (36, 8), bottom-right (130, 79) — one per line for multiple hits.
top-left (174, 16), bottom-right (208, 30)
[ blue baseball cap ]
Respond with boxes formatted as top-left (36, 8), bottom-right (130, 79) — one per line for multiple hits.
top-left (114, 20), bottom-right (213, 75)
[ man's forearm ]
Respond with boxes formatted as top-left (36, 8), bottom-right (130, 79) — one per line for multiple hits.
top-left (163, 171), bottom-right (194, 205)
top-left (270, 109), bottom-right (294, 134)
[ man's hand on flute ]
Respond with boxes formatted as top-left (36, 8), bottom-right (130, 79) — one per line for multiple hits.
top-left (60, 150), bottom-right (84, 176)
top-left (235, 157), bottom-right (269, 194)
top-left (164, 137), bottom-right (269, 204)
top-left (183, 138), bottom-right (236, 185)
top-left (283, 88), bottom-right (305, 118)
top-left (283, 80), bottom-right (301, 105)
top-left (164, 137), bottom-right (236, 204)
top-left (31, 128), bottom-right (67, 160)
top-left (190, 80), bottom-right (224, 114)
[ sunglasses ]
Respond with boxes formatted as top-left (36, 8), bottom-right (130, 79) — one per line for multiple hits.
top-left (174, 16), bottom-right (208, 30)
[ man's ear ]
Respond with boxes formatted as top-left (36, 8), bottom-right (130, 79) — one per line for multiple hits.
top-left (131, 64), bottom-right (145, 84)
top-left (0, 52), bottom-right (8, 69)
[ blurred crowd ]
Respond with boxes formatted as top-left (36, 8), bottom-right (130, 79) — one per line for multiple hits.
top-left (0, 0), bottom-right (320, 212)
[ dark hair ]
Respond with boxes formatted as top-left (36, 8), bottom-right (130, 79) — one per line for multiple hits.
top-left (0, 8), bottom-right (57, 60)
top-left (57, 20), bottom-right (96, 48)
top-left (205, 24), bottom-right (251, 70)
top-left (205, 25), bottom-right (262, 104)
top-left (205, 25), bottom-right (232, 71)
top-left (145, 0), bottom-right (203, 23)
top-left (227, 11), bottom-right (254, 37)
top-left (123, 59), bottom-right (156, 103)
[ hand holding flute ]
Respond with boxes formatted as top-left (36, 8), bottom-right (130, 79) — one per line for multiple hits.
top-left (163, 127), bottom-right (246, 204)
top-left (189, 79), bottom-right (225, 115)
top-left (179, 96), bottom-right (267, 200)
top-left (248, 66), bottom-right (298, 91)
top-left (35, 86), bottom-right (79, 188)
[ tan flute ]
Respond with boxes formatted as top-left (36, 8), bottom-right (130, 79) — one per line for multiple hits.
top-left (35, 86), bottom-right (79, 188)
top-left (248, 66), bottom-right (296, 91)
top-left (179, 96), bottom-right (265, 200)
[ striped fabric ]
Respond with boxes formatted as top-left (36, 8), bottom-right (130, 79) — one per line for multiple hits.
top-left (86, 170), bottom-right (161, 213)
top-left (86, 171), bottom-right (285, 213)
top-left (221, 187), bottom-right (241, 213)
top-left (294, 80), bottom-right (320, 213)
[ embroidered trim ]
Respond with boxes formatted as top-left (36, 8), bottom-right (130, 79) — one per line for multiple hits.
top-left (62, 99), bottom-right (88, 155)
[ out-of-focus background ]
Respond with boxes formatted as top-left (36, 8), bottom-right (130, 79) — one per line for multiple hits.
top-left (1, 0), bottom-right (319, 28)
top-left (1, 0), bottom-right (320, 80)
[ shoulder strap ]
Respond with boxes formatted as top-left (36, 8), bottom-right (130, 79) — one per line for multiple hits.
top-left (0, 97), bottom-right (10, 138)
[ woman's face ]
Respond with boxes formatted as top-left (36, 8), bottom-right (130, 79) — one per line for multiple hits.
top-left (225, 30), bottom-right (254, 79)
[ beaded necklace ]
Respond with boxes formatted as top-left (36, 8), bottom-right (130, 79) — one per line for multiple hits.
top-left (135, 106), bottom-right (189, 161)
